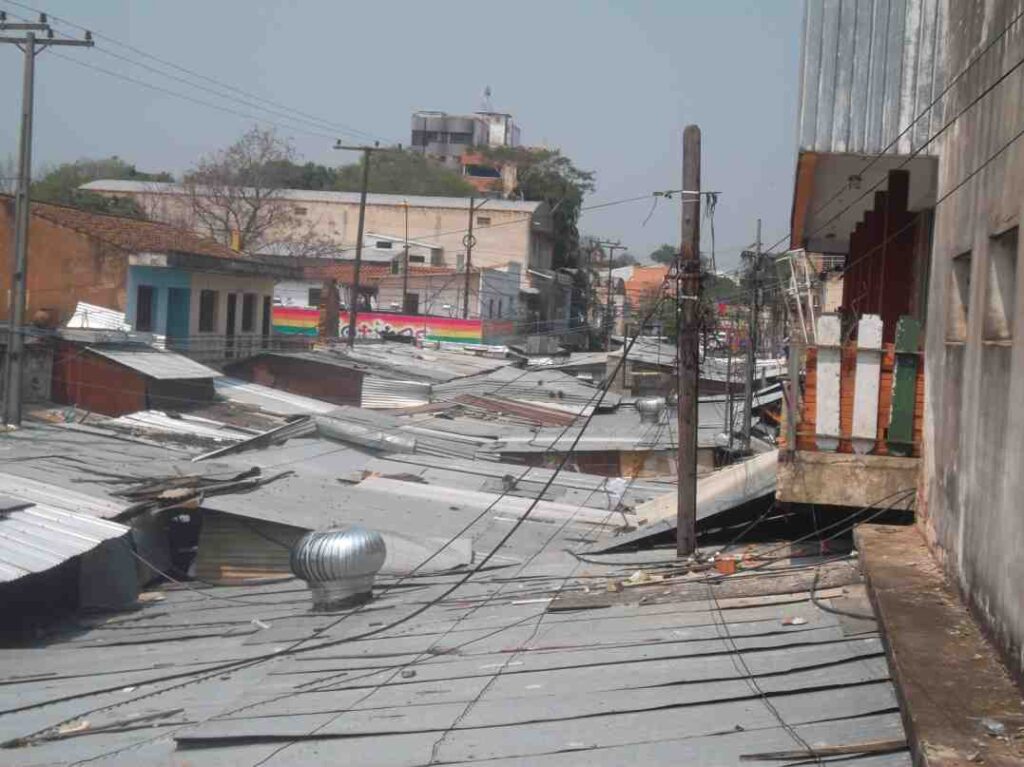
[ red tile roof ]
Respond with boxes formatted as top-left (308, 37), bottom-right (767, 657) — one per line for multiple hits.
top-left (11, 195), bottom-right (249, 261)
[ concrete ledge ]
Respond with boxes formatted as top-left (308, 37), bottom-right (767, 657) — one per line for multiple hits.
top-left (778, 450), bottom-right (918, 507)
top-left (855, 523), bottom-right (1024, 766)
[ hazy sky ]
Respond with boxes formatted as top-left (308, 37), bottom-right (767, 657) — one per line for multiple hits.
top-left (0, 0), bottom-right (803, 271)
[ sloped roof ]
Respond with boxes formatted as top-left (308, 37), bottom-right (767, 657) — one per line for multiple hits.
top-left (81, 179), bottom-right (546, 213)
top-left (6, 195), bottom-right (248, 261)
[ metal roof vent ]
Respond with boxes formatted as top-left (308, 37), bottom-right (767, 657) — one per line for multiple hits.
top-left (290, 526), bottom-right (387, 611)
top-left (636, 397), bottom-right (666, 424)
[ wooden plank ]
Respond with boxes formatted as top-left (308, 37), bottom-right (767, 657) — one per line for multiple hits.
top-left (851, 315), bottom-right (883, 454)
top-left (740, 738), bottom-right (907, 760)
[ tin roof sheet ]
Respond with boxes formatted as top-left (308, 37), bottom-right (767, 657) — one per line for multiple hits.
top-left (214, 377), bottom-right (339, 416)
top-left (0, 547), bottom-right (907, 765)
top-left (0, 502), bottom-right (129, 583)
top-left (87, 344), bottom-right (221, 380)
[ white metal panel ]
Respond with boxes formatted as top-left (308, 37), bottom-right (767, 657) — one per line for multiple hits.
top-left (852, 315), bottom-right (884, 454)
top-left (815, 314), bottom-right (842, 452)
top-left (0, 504), bottom-right (130, 583)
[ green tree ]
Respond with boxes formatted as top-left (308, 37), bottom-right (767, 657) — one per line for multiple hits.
top-left (332, 149), bottom-right (475, 196)
top-left (31, 157), bottom-right (173, 217)
top-left (262, 150), bottom-right (475, 196)
top-left (478, 146), bottom-right (595, 270)
top-left (649, 244), bottom-right (677, 264)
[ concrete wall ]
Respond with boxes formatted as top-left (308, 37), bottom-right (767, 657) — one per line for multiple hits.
top-left (921, 0), bottom-right (1024, 681)
top-left (0, 199), bottom-right (127, 323)
top-left (100, 186), bottom-right (551, 285)
top-left (125, 266), bottom-right (275, 361)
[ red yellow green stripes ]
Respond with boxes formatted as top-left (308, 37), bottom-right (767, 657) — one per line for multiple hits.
top-left (271, 307), bottom-right (485, 344)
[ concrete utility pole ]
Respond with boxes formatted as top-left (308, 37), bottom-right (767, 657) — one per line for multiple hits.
top-left (334, 141), bottom-right (381, 347)
top-left (742, 218), bottom-right (761, 450)
top-left (595, 239), bottom-right (625, 351)
top-left (2, 14), bottom-right (92, 426)
top-left (676, 125), bottom-right (701, 557)
top-left (462, 198), bottom-right (487, 319)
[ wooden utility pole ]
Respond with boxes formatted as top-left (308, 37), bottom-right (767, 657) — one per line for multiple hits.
top-left (401, 200), bottom-right (411, 313)
top-left (2, 14), bottom-right (92, 425)
top-left (334, 141), bottom-right (381, 347)
top-left (676, 125), bottom-right (701, 557)
top-left (742, 218), bottom-right (761, 449)
top-left (462, 198), bottom-right (487, 319)
top-left (596, 239), bottom-right (625, 351)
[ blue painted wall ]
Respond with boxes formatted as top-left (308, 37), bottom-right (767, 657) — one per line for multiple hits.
top-left (126, 266), bottom-right (191, 335)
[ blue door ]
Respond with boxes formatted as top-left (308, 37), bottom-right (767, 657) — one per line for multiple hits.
top-left (166, 288), bottom-right (191, 350)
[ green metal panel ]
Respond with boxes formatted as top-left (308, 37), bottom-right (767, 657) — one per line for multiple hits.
top-left (887, 316), bottom-right (921, 456)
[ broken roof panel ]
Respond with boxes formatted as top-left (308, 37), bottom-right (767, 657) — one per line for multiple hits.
top-left (86, 344), bottom-right (221, 380)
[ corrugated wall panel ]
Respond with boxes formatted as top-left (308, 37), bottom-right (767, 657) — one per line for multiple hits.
top-left (798, 0), bottom-right (944, 155)
top-left (360, 377), bottom-right (431, 409)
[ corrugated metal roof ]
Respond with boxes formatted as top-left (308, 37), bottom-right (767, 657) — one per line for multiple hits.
top-left (0, 472), bottom-right (128, 520)
top-left (81, 179), bottom-right (546, 213)
top-left (106, 410), bottom-right (259, 442)
top-left (0, 545), bottom-right (908, 764)
top-left (0, 502), bottom-right (130, 583)
top-left (335, 343), bottom-right (515, 383)
top-left (798, 0), bottom-right (946, 155)
top-left (87, 344), bottom-right (221, 380)
top-left (360, 376), bottom-right (432, 409)
top-left (435, 367), bottom-right (622, 409)
top-left (214, 377), bottom-right (340, 416)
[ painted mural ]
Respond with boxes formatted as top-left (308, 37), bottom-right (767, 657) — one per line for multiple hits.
top-left (272, 307), bottom-right (486, 344)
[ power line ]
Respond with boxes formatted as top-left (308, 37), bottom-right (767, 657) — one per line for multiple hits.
top-left (0, 307), bottom-right (666, 745)
top-left (0, 0), bottom-right (390, 145)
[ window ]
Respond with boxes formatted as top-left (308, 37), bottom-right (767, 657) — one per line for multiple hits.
top-left (476, 216), bottom-right (492, 226)
top-left (409, 254), bottom-right (426, 264)
top-left (135, 285), bottom-right (155, 332)
top-left (375, 240), bottom-right (393, 249)
top-left (241, 293), bottom-right (256, 332)
top-left (199, 289), bottom-right (218, 332)
top-left (497, 298), bottom-right (502, 318)
top-left (946, 251), bottom-right (972, 342)
top-left (488, 298), bottom-right (494, 318)
top-left (449, 131), bottom-right (473, 145)
top-left (411, 130), bottom-right (427, 147)
top-left (293, 206), bottom-right (308, 216)
top-left (308, 287), bottom-right (322, 308)
top-left (983, 227), bottom-right (1018, 341)
top-left (390, 259), bottom-right (401, 275)
top-left (457, 253), bottom-right (465, 271)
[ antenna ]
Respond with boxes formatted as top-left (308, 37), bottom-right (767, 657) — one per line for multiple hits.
top-left (480, 85), bottom-right (493, 113)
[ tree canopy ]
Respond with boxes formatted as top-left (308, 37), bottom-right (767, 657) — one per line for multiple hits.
top-left (478, 146), bottom-right (595, 270)
top-left (261, 149), bottom-right (476, 197)
top-left (649, 244), bottom-right (677, 264)
top-left (30, 157), bottom-right (172, 217)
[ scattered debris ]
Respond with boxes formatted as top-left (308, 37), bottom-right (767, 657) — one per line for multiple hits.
top-left (782, 617), bottom-right (807, 626)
